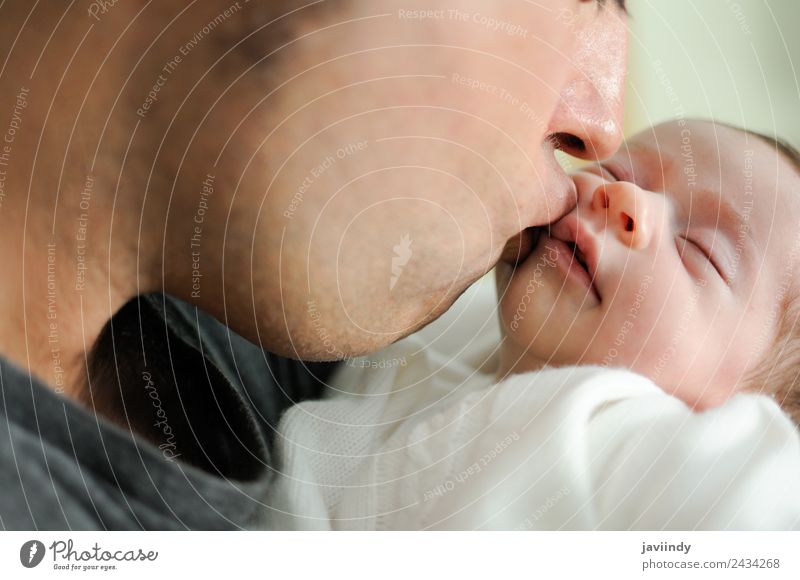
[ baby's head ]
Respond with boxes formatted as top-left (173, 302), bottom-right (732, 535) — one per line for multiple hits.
top-left (497, 119), bottom-right (800, 420)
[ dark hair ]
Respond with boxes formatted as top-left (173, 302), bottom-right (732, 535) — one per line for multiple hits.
top-left (600, 0), bottom-right (628, 11)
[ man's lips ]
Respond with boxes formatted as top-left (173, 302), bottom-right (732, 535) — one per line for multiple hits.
top-left (500, 228), bottom-right (540, 266)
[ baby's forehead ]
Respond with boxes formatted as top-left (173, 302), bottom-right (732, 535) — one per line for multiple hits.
top-left (634, 119), bottom-right (791, 165)
top-left (626, 120), bottom-right (798, 186)
top-left (629, 119), bottom-right (740, 154)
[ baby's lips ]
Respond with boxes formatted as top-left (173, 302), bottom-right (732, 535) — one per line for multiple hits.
top-left (500, 228), bottom-right (540, 266)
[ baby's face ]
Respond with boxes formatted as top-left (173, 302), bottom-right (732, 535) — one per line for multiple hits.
top-left (497, 120), bottom-right (800, 409)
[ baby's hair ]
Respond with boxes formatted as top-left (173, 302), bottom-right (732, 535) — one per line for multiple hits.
top-left (717, 122), bottom-right (800, 173)
top-left (747, 296), bottom-right (800, 425)
top-left (737, 126), bottom-right (800, 425)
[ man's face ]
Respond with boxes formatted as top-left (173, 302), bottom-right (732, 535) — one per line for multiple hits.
top-left (186, 0), bottom-right (627, 358)
top-left (499, 120), bottom-right (800, 410)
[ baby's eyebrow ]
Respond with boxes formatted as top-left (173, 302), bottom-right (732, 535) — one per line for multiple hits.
top-left (682, 187), bottom-right (755, 262)
top-left (694, 191), bottom-right (746, 234)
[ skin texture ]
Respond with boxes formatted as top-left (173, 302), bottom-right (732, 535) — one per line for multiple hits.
top-left (0, 0), bottom-right (625, 398)
top-left (498, 120), bottom-right (800, 410)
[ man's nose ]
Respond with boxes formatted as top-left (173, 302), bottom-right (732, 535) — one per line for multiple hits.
top-left (591, 181), bottom-right (651, 249)
top-left (547, 8), bottom-right (627, 161)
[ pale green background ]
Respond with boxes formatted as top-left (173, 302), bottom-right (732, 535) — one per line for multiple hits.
top-left (625, 0), bottom-right (799, 144)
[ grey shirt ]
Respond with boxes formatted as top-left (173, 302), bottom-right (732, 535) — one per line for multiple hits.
top-left (0, 293), bottom-right (333, 530)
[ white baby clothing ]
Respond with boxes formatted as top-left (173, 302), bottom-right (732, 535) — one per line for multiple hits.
top-left (266, 278), bottom-right (800, 530)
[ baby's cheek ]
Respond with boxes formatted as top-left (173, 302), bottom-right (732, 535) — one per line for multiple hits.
top-left (592, 294), bottom-right (667, 362)
top-left (712, 335), bottom-right (763, 390)
top-left (499, 263), bottom-right (556, 333)
top-left (591, 311), bottom-right (685, 384)
top-left (624, 323), bottom-right (731, 405)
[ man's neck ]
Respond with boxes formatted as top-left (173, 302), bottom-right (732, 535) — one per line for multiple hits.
top-left (0, 2), bottom-right (294, 395)
top-left (0, 7), bottom-right (160, 398)
top-left (0, 177), bottom-right (147, 400)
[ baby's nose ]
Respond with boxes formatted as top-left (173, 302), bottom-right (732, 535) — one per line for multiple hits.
top-left (591, 181), bottom-right (651, 249)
